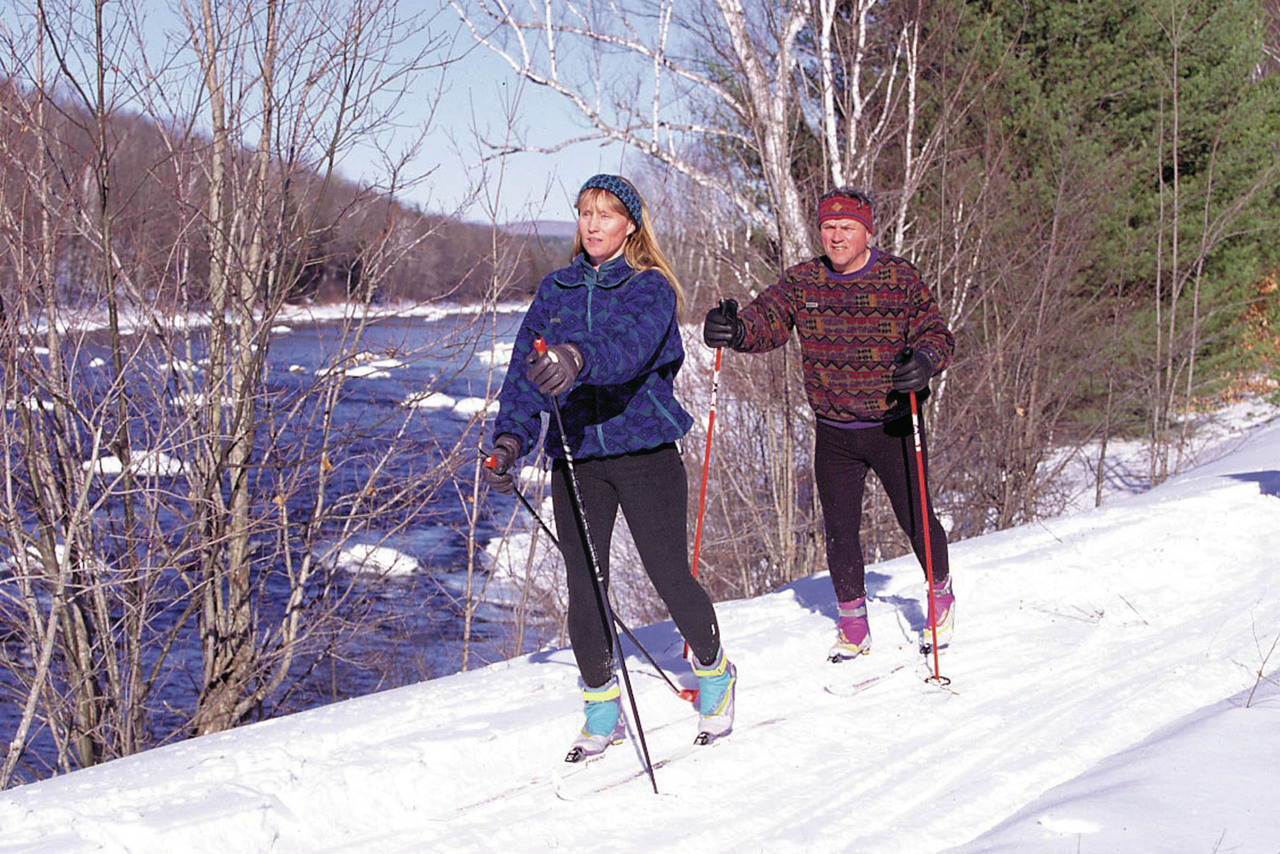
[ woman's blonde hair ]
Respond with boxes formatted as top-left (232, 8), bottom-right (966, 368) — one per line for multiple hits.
top-left (572, 180), bottom-right (686, 316)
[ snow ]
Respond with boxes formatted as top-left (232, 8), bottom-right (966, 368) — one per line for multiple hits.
top-left (405, 391), bottom-right (499, 417)
top-left (81, 450), bottom-right (187, 478)
top-left (405, 390), bottom-right (457, 410)
top-left (452, 396), bottom-right (499, 417)
top-left (48, 298), bottom-right (508, 338)
top-left (477, 340), bottom-right (516, 367)
top-left (2, 400), bottom-right (1278, 853)
top-left (331, 543), bottom-right (422, 578)
top-left (315, 354), bottom-right (405, 380)
top-left (157, 359), bottom-right (202, 375)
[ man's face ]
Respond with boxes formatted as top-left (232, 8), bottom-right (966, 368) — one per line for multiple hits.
top-left (820, 217), bottom-right (871, 274)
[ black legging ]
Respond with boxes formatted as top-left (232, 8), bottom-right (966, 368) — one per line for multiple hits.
top-left (551, 443), bottom-right (721, 688)
top-left (814, 417), bottom-right (950, 603)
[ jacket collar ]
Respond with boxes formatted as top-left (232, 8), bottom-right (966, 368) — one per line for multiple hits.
top-left (553, 254), bottom-right (635, 289)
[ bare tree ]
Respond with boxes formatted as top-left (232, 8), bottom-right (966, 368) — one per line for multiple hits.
top-left (0, 0), bottom-right (483, 785)
top-left (450, 0), bottom-right (818, 262)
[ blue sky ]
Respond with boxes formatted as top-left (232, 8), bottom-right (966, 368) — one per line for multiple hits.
top-left (339, 32), bottom-right (633, 226)
top-left (100, 1), bottom-right (632, 226)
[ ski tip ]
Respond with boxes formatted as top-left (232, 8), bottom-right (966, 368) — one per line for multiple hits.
top-left (694, 726), bottom-right (732, 746)
top-left (918, 631), bottom-right (950, 656)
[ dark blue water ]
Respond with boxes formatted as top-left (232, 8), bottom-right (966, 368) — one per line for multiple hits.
top-left (0, 309), bottom-right (548, 780)
top-left (258, 310), bottom-right (544, 673)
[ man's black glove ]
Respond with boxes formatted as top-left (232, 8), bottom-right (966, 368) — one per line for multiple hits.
top-left (703, 298), bottom-right (745, 349)
top-left (892, 347), bottom-right (934, 393)
top-left (525, 343), bottom-right (583, 396)
top-left (481, 434), bottom-right (521, 495)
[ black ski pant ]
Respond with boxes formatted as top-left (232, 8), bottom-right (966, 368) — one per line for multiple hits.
top-left (814, 417), bottom-right (950, 604)
top-left (551, 443), bottom-right (721, 689)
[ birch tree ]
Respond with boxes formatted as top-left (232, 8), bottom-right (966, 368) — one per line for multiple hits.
top-left (452, 0), bottom-right (1279, 572)
top-left (451, 0), bottom-right (820, 263)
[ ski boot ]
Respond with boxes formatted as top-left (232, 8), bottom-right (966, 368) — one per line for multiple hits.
top-left (920, 575), bottom-right (955, 654)
top-left (692, 648), bottom-right (736, 745)
top-left (564, 677), bottom-right (625, 763)
top-left (828, 596), bottom-right (872, 662)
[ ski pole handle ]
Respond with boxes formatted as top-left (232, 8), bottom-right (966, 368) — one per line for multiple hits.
top-left (533, 335), bottom-right (547, 356)
top-left (479, 445), bottom-right (502, 470)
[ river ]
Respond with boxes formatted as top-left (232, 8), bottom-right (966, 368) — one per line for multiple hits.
top-left (0, 305), bottom-right (553, 780)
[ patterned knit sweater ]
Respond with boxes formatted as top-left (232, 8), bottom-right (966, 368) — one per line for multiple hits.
top-left (735, 250), bottom-right (955, 423)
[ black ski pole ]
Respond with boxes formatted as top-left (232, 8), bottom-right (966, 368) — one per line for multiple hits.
top-left (479, 448), bottom-right (694, 702)
top-left (534, 335), bottom-right (659, 794)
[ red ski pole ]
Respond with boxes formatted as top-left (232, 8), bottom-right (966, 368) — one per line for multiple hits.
top-left (904, 377), bottom-right (949, 686)
top-left (684, 343), bottom-right (722, 660)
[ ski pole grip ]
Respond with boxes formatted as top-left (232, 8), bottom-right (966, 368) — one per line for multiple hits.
top-left (896, 345), bottom-right (914, 365)
top-left (476, 445), bottom-right (499, 469)
top-left (533, 335), bottom-right (547, 356)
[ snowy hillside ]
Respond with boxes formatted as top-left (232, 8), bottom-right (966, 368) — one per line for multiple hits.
top-left (0, 400), bottom-right (1277, 853)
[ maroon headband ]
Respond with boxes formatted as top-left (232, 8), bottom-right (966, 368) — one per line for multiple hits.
top-left (817, 195), bottom-right (872, 232)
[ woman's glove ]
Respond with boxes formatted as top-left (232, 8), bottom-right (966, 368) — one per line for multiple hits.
top-left (525, 343), bottom-right (583, 396)
top-left (481, 434), bottom-right (522, 494)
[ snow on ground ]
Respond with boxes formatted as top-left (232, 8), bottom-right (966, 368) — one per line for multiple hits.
top-left (51, 298), bottom-right (529, 337)
top-left (0, 400), bottom-right (1277, 853)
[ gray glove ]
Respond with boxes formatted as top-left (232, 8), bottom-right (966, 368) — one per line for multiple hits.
top-left (525, 343), bottom-right (583, 396)
top-left (482, 434), bottom-right (521, 495)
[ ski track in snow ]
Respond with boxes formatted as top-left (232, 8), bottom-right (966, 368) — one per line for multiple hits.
top-left (0, 407), bottom-right (1277, 852)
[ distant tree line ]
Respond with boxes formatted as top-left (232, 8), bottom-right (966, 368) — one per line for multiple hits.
top-left (0, 81), bottom-right (560, 309)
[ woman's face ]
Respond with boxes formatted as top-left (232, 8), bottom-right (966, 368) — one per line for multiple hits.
top-left (577, 194), bottom-right (635, 267)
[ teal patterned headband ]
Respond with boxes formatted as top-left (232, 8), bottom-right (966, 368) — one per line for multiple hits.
top-left (579, 174), bottom-right (643, 225)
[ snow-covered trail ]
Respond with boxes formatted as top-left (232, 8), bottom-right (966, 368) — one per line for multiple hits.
top-left (0, 417), bottom-right (1277, 853)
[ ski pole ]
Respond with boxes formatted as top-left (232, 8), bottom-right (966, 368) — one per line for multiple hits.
top-left (479, 446), bottom-right (560, 543)
top-left (899, 347), bottom-right (949, 687)
top-left (684, 325), bottom-right (724, 660)
top-left (534, 335), bottom-right (660, 794)
top-left (479, 448), bottom-right (695, 702)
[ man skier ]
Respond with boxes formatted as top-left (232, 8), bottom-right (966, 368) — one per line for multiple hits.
top-left (702, 187), bottom-right (956, 660)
